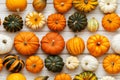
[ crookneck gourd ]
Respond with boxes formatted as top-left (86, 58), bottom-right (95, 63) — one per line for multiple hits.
top-left (3, 54), bottom-right (25, 73)
top-left (3, 14), bottom-right (23, 32)
top-left (68, 12), bottom-right (87, 32)
top-left (45, 55), bottom-right (64, 72)
top-left (73, 0), bottom-right (98, 13)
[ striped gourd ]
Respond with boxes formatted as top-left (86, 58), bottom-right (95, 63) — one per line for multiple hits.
top-left (3, 54), bottom-right (25, 73)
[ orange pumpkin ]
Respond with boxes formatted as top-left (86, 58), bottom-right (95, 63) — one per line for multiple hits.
top-left (14, 32), bottom-right (40, 55)
top-left (41, 32), bottom-right (65, 55)
top-left (53, 0), bottom-right (72, 13)
top-left (26, 56), bottom-right (44, 73)
top-left (0, 58), bottom-right (3, 71)
top-left (87, 34), bottom-right (110, 57)
top-left (54, 73), bottom-right (72, 80)
top-left (103, 54), bottom-right (120, 74)
top-left (102, 13), bottom-right (120, 32)
top-left (47, 13), bottom-right (66, 32)
top-left (6, 0), bottom-right (27, 12)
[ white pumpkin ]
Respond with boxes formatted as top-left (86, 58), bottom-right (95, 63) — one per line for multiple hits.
top-left (99, 0), bottom-right (117, 13)
top-left (87, 17), bottom-right (99, 32)
top-left (101, 76), bottom-right (116, 80)
top-left (81, 55), bottom-right (99, 71)
top-left (0, 34), bottom-right (13, 54)
top-left (65, 56), bottom-right (79, 70)
top-left (111, 34), bottom-right (120, 54)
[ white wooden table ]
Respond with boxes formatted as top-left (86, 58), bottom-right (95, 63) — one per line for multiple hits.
top-left (0, 0), bottom-right (120, 80)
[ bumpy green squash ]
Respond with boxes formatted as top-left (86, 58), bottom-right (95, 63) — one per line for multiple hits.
top-left (3, 14), bottom-right (23, 32)
top-left (68, 12), bottom-right (87, 32)
top-left (45, 55), bottom-right (64, 72)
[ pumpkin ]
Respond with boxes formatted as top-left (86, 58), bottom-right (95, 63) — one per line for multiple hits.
top-left (0, 18), bottom-right (1, 25)
top-left (68, 12), bottom-right (87, 32)
top-left (45, 55), bottom-right (64, 72)
top-left (65, 56), bottom-right (79, 70)
top-left (103, 54), bottom-right (120, 74)
top-left (3, 54), bottom-right (25, 73)
top-left (81, 55), bottom-right (99, 71)
top-left (26, 56), bottom-right (44, 73)
top-left (66, 35), bottom-right (85, 56)
top-left (111, 34), bottom-right (120, 54)
top-left (47, 13), bottom-right (66, 32)
top-left (73, 71), bottom-right (98, 80)
top-left (53, 0), bottom-right (72, 13)
top-left (87, 17), bottom-right (99, 32)
top-left (101, 76), bottom-right (116, 80)
top-left (6, 0), bottom-right (27, 12)
top-left (41, 32), bottom-right (65, 55)
top-left (99, 0), bottom-right (117, 13)
top-left (0, 58), bottom-right (3, 71)
top-left (0, 34), bottom-right (13, 54)
top-left (87, 34), bottom-right (110, 57)
top-left (32, 0), bottom-right (47, 12)
top-left (6, 73), bottom-right (26, 80)
top-left (102, 13), bottom-right (120, 32)
top-left (25, 12), bottom-right (46, 30)
top-left (14, 32), bottom-right (40, 56)
top-left (3, 14), bottom-right (23, 32)
top-left (73, 0), bottom-right (98, 13)
top-left (34, 76), bottom-right (49, 80)
top-left (54, 73), bottom-right (72, 80)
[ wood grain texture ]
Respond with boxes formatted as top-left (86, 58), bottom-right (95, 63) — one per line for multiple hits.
top-left (0, 0), bottom-right (120, 80)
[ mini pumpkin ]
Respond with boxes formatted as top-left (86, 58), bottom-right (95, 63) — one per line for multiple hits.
top-left (65, 56), bottom-right (79, 70)
top-left (66, 35), bottom-right (85, 56)
top-left (102, 13), bottom-right (120, 32)
top-left (26, 56), bottom-right (44, 73)
top-left (73, 0), bottom-right (98, 13)
top-left (25, 12), bottom-right (46, 30)
top-left (87, 34), bottom-right (110, 57)
top-left (103, 54), bottom-right (120, 74)
top-left (41, 32), bottom-right (65, 55)
top-left (81, 55), bottom-right (99, 71)
top-left (68, 12), bottom-right (87, 32)
top-left (101, 76), bottom-right (116, 80)
top-left (6, 73), bottom-right (26, 80)
top-left (73, 71), bottom-right (98, 80)
top-left (32, 0), bottom-right (47, 12)
top-left (3, 54), bottom-right (25, 73)
top-left (99, 0), bottom-right (117, 13)
top-left (0, 58), bottom-right (3, 71)
top-left (0, 34), bottom-right (13, 54)
top-left (53, 0), bottom-right (72, 13)
top-left (6, 0), bottom-right (27, 12)
top-left (87, 17), bottom-right (99, 32)
top-left (45, 55), bottom-right (64, 72)
top-left (34, 76), bottom-right (49, 80)
top-left (3, 14), bottom-right (23, 32)
top-left (111, 34), bottom-right (120, 54)
top-left (14, 32), bottom-right (40, 55)
top-left (47, 13), bottom-right (66, 32)
top-left (54, 73), bottom-right (72, 80)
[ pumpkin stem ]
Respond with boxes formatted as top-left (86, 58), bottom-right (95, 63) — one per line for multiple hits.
top-left (111, 62), bottom-right (114, 66)
top-left (51, 40), bottom-right (55, 46)
top-left (55, 21), bottom-right (58, 24)
top-left (61, 2), bottom-right (64, 6)
top-left (35, 18), bottom-right (38, 21)
top-left (2, 40), bottom-right (7, 44)
top-left (24, 42), bottom-right (27, 45)
top-left (84, 0), bottom-right (88, 4)
top-left (52, 63), bottom-right (55, 65)
top-left (107, 19), bottom-right (112, 23)
top-left (32, 64), bottom-right (36, 68)
top-left (107, 3), bottom-right (110, 5)
top-left (96, 42), bottom-right (101, 46)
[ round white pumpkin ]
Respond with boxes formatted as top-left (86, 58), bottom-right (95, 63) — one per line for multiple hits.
top-left (81, 55), bottom-right (99, 71)
top-left (0, 34), bottom-right (13, 54)
top-left (65, 56), bottom-right (79, 70)
top-left (99, 0), bottom-right (117, 13)
top-left (111, 34), bottom-right (120, 54)
top-left (101, 76), bottom-right (116, 80)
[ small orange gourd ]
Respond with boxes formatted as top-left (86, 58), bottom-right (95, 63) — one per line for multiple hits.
top-left (102, 13), bottom-right (120, 32)
top-left (87, 34), bottom-right (110, 57)
top-left (6, 0), bottom-right (27, 12)
top-left (53, 0), bottom-right (72, 13)
top-left (54, 73), bottom-right (72, 80)
top-left (26, 56), bottom-right (44, 73)
top-left (47, 13), bottom-right (66, 31)
top-left (103, 54), bottom-right (120, 74)
top-left (0, 58), bottom-right (3, 71)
